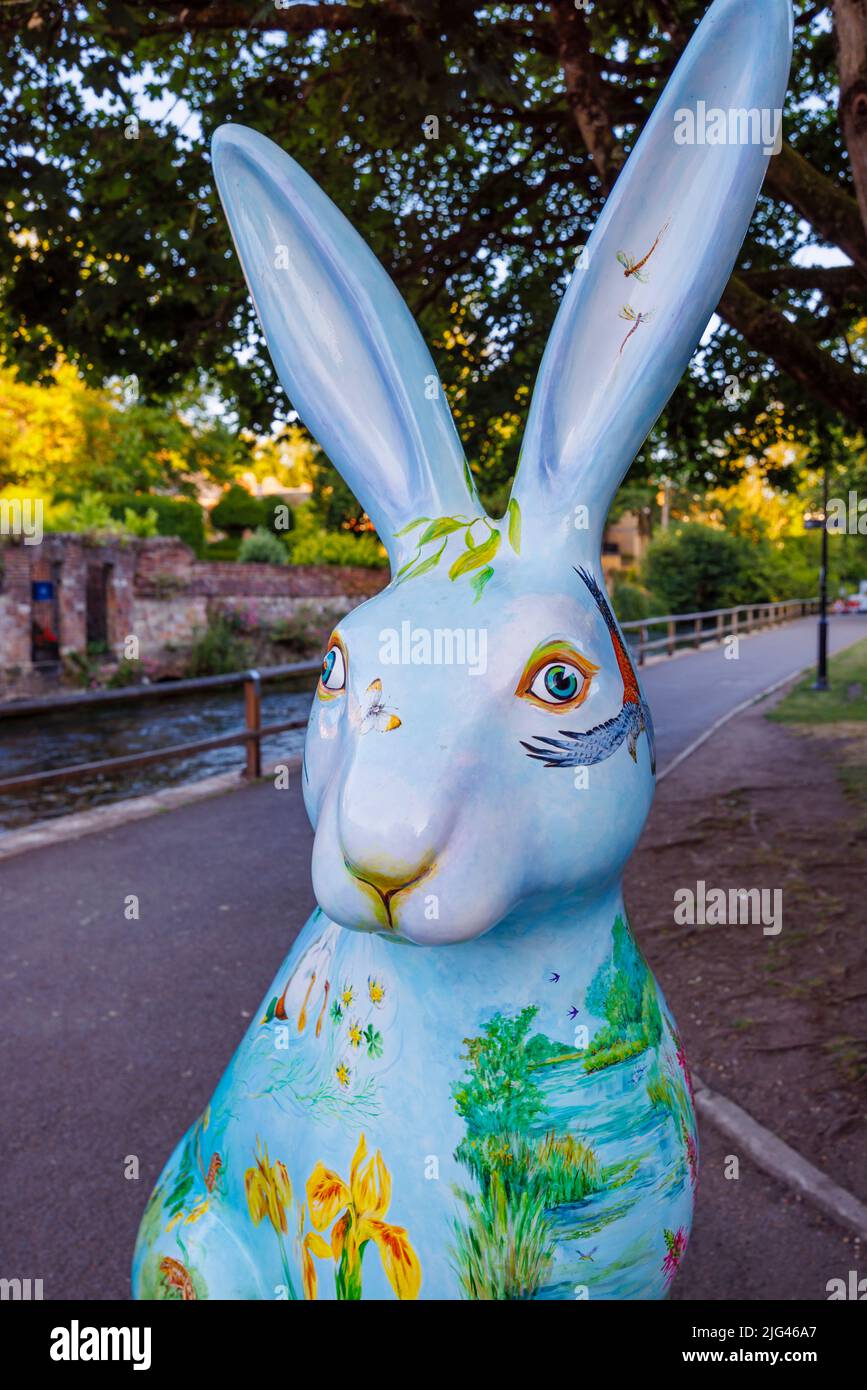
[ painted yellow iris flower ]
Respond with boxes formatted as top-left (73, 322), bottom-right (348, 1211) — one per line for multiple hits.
top-left (302, 1134), bottom-right (421, 1300)
top-left (244, 1138), bottom-right (293, 1235)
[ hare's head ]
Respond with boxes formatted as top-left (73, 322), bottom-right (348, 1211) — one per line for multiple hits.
top-left (213, 0), bottom-right (792, 945)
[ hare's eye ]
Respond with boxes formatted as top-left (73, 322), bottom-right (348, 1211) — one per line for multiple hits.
top-left (318, 640), bottom-right (347, 698)
top-left (516, 642), bottom-right (598, 713)
top-left (529, 662), bottom-right (586, 705)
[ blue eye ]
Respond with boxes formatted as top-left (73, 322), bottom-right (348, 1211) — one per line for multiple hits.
top-left (529, 661), bottom-right (585, 705)
top-left (545, 665), bottom-right (579, 700)
top-left (319, 643), bottom-right (346, 694)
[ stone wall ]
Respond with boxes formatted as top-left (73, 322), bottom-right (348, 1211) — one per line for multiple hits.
top-left (0, 534), bottom-right (387, 700)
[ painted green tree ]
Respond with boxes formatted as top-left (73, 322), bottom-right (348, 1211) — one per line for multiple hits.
top-left (584, 915), bottom-right (663, 1070)
top-left (450, 1005), bottom-right (601, 1299)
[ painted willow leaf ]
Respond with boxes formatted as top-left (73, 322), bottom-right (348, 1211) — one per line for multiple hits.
top-left (449, 528), bottom-right (500, 580)
top-left (392, 516), bottom-right (430, 538)
top-left (464, 518), bottom-right (491, 550)
top-left (507, 498), bottom-right (522, 554)
top-left (398, 538), bottom-right (448, 583)
top-left (418, 516), bottom-right (465, 545)
top-left (470, 565), bottom-right (495, 602)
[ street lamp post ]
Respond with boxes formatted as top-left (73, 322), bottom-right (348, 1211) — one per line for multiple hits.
top-left (804, 459), bottom-right (830, 691)
top-left (815, 461), bottom-right (830, 691)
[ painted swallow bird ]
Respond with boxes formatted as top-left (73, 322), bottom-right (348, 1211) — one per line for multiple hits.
top-left (521, 568), bottom-right (655, 773)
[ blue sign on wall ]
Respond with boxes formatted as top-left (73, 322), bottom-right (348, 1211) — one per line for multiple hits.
top-left (32, 580), bottom-right (54, 602)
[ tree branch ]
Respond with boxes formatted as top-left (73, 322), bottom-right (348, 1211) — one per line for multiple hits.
top-left (718, 275), bottom-right (867, 427)
top-left (763, 143), bottom-right (867, 278)
top-left (740, 264), bottom-right (867, 295)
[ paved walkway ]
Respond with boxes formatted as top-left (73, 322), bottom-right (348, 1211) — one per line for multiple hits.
top-left (1, 615), bottom-right (865, 1300)
top-left (641, 613), bottom-right (867, 770)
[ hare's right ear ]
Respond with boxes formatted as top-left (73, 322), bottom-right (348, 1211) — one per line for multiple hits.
top-left (211, 126), bottom-right (475, 568)
top-left (510, 0), bottom-right (793, 550)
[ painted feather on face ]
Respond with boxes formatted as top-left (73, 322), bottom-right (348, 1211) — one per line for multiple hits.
top-left (521, 568), bottom-right (656, 773)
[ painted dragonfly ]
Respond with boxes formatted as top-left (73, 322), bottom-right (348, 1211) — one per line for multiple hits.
top-left (618, 304), bottom-right (652, 355)
top-left (616, 220), bottom-right (670, 281)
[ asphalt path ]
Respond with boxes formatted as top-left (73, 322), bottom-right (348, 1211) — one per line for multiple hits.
top-left (1, 614), bottom-right (865, 1300)
top-left (643, 613), bottom-right (867, 772)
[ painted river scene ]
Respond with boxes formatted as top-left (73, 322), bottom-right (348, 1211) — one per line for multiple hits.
top-left (133, 911), bottom-right (697, 1301)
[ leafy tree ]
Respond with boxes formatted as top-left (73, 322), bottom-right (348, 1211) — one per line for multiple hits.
top-left (3, 1), bottom-right (867, 504)
top-left (452, 1006), bottom-right (546, 1140)
top-left (309, 457), bottom-right (371, 535)
top-left (644, 523), bottom-right (764, 612)
top-left (0, 362), bottom-right (246, 497)
top-left (585, 914), bottom-right (661, 1050)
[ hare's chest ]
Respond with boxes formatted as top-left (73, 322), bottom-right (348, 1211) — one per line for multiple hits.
top-left (217, 916), bottom-right (697, 1299)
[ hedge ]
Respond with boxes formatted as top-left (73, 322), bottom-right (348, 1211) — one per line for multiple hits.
top-left (106, 494), bottom-right (206, 556)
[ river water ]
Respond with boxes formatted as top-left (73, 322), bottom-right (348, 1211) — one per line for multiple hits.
top-left (534, 1054), bottom-right (691, 1300)
top-left (0, 679), bottom-right (315, 833)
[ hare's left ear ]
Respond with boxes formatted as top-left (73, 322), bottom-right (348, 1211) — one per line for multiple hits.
top-left (211, 125), bottom-right (475, 568)
top-left (510, 0), bottom-right (793, 549)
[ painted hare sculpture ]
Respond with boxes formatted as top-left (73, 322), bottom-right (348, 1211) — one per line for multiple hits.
top-left (134, 0), bottom-right (792, 1301)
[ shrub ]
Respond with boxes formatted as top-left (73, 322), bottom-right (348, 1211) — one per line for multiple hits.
top-left (288, 527), bottom-right (387, 569)
top-left (238, 526), bottom-right (288, 565)
top-left (309, 457), bottom-right (367, 532)
top-left (644, 523), bottom-right (762, 612)
top-left (206, 538), bottom-right (240, 561)
top-left (66, 492), bottom-right (124, 538)
top-left (210, 483), bottom-right (265, 537)
top-left (185, 612), bottom-right (250, 676)
top-left (269, 603), bottom-right (347, 654)
top-left (611, 578), bottom-right (656, 623)
top-left (107, 657), bottom-right (146, 687)
top-left (262, 494), bottom-right (296, 535)
top-left (106, 494), bottom-right (206, 556)
top-left (583, 1037), bottom-right (647, 1073)
top-left (121, 506), bottom-right (159, 538)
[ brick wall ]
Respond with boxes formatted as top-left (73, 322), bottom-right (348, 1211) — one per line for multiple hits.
top-left (0, 534), bottom-right (388, 699)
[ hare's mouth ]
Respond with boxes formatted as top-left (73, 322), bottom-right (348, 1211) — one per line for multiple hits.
top-left (342, 855), bottom-right (436, 932)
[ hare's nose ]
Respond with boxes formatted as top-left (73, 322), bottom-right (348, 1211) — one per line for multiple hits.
top-left (343, 856), bottom-right (435, 932)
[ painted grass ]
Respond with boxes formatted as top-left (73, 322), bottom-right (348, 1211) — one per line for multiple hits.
top-left (451, 1131), bottom-right (602, 1298)
top-left (769, 637), bottom-right (867, 725)
top-left (451, 1172), bottom-right (554, 1301)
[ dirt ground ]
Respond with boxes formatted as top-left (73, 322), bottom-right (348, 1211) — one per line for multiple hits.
top-left (625, 686), bottom-right (867, 1205)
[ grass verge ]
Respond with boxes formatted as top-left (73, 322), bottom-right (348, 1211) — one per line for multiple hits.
top-left (768, 636), bottom-right (867, 725)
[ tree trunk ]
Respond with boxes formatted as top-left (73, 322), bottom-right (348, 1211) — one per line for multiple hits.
top-left (835, 0), bottom-right (867, 237)
top-left (549, 0), bottom-right (625, 191)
